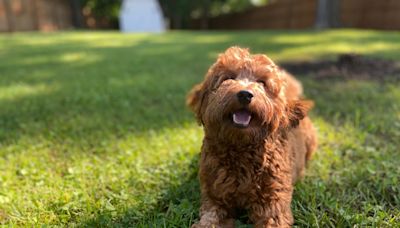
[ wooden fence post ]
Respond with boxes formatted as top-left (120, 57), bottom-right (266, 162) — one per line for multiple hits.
top-left (4, 0), bottom-right (14, 32)
top-left (32, 0), bottom-right (40, 30)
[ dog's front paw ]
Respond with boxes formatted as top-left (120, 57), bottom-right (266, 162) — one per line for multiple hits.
top-left (191, 223), bottom-right (204, 228)
top-left (191, 222), bottom-right (216, 228)
top-left (192, 218), bottom-right (235, 228)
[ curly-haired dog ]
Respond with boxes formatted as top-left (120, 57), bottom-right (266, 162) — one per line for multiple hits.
top-left (187, 47), bottom-right (317, 227)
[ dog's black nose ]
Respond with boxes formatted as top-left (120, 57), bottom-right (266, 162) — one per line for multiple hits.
top-left (237, 90), bottom-right (253, 105)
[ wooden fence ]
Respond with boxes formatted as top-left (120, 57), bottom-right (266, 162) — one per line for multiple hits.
top-left (2, 0), bottom-right (400, 32)
top-left (191, 0), bottom-right (317, 30)
top-left (341, 0), bottom-right (400, 30)
top-left (0, 0), bottom-right (73, 32)
top-left (192, 0), bottom-right (400, 30)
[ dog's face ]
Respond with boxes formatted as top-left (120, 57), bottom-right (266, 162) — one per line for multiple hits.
top-left (187, 47), bottom-right (310, 143)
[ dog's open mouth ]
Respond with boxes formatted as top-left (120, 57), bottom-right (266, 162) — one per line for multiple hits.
top-left (232, 109), bottom-right (252, 128)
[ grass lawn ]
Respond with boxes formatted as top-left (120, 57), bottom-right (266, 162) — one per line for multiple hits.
top-left (0, 29), bottom-right (399, 227)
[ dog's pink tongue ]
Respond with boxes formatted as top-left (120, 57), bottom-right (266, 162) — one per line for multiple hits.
top-left (233, 110), bottom-right (251, 127)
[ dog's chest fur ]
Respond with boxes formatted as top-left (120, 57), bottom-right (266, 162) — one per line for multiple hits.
top-left (200, 136), bottom-right (290, 209)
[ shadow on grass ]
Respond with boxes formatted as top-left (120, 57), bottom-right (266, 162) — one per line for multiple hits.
top-left (0, 31), bottom-right (316, 150)
top-left (80, 154), bottom-right (201, 227)
top-left (291, 78), bottom-right (400, 226)
top-left (2, 30), bottom-right (400, 148)
top-left (0, 39), bottom-right (211, 147)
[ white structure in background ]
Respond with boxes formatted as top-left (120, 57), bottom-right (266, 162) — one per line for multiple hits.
top-left (119, 0), bottom-right (165, 33)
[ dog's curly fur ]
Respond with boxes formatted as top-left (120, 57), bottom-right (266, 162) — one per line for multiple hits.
top-left (187, 47), bottom-right (317, 228)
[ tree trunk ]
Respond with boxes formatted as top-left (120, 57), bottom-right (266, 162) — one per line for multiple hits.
top-left (70, 0), bottom-right (84, 28)
top-left (315, 0), bottom-right (340, 28)
top-left (328, 0), bottom-right (340, 28)
top-left (201, 0), bottom-right (210, 29)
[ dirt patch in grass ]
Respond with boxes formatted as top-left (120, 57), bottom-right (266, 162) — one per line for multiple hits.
top-left (0, 209), bottom-right (9, 224)
top-left (281, 54), bottom-right (400, 81)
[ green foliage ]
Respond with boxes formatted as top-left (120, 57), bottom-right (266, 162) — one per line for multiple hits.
top-left (160, 0), bottom-right (267, 28)
top-left (0, 30), bottom-right (399, 226)
top-left (208, 0), bottom-right (255, 16)
top-left (79, 0), bottom-right (268, 29)
top-left (82, 0), bottom-right (122, 25)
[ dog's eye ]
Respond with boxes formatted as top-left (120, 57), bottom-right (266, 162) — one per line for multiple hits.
top-left (257, 80), bottom-right (266, 86)
top-left (219, 75), bottom-right (236, 85)
top-left (224, 74), bottom-right (236, 81)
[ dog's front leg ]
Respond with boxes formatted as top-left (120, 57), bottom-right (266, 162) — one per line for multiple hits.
top-left (192, 196), bottom-right (235, 228)
top-left (249, 192), bottom-right (293, 228)
top-left (249, 171), bottom-right (294, 227)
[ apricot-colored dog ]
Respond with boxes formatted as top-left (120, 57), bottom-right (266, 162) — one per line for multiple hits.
top-left (187, 47), bottom-right (317, 227)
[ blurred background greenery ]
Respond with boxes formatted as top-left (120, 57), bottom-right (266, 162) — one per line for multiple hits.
top-left (80, 0), bottom-right (268, 29)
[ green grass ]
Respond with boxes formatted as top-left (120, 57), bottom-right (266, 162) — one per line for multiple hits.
top-left (0, 29), bottom-right (399, 227)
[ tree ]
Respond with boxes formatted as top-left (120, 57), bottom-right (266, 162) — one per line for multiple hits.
top-left (71, 0), bottom-right (84, 28)
top-left (81, 0), bottom-right (122, 28)
top-left (76, 0), bottom-right (267, 30)
top-left (315, 0), bottom-right (340, 28)
top-left (158, 0), bottom-right (267, 29)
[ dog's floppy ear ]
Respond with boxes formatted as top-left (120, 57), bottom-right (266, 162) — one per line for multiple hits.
top-left (287, 99), bottom-right (314, 127)
top-left (186, 82), bottom-right (207, 124)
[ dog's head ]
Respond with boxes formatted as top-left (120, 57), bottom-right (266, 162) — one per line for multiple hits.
top-left (187, 47), bottom-right (312, 143)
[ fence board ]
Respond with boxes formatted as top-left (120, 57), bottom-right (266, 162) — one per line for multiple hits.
top-left (0, 0), bottom-right (8, 31)
top-left (11, 0), bottom-right (36, 31)
top-left (202, 0), bottom-right (318, 30)
top-left (340, 0), bottom-right (400, 30)
top-left (193, 0), bottom-right (400, 30)
top-left (0, 0), bottom-right (72, 32)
